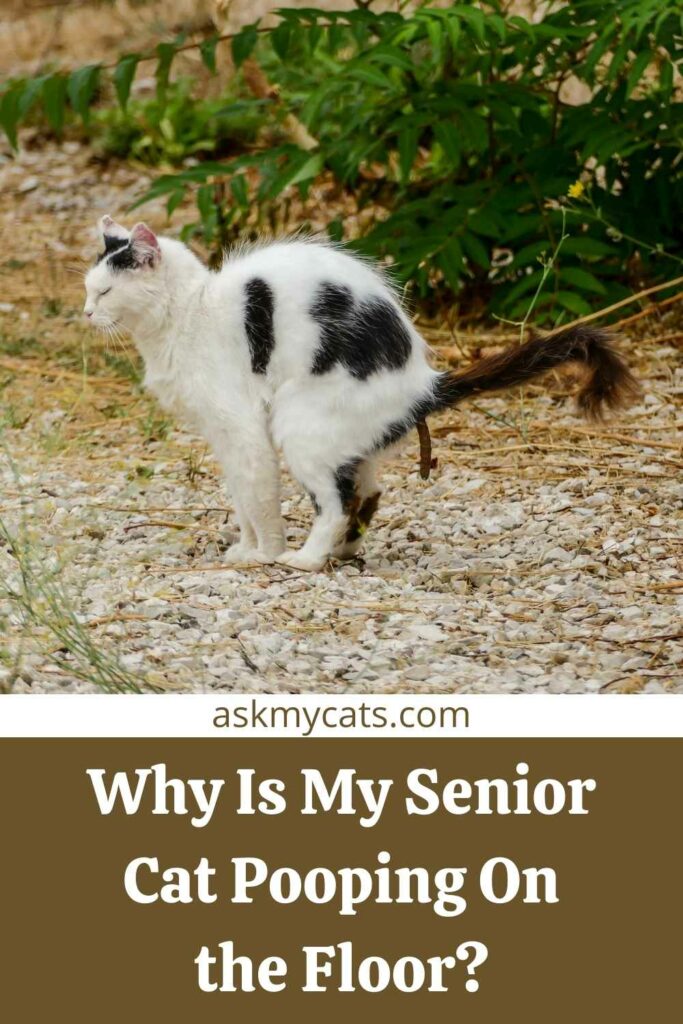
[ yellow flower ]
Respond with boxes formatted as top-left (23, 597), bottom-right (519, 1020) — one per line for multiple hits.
top-left (568, 180), bottom-right (585, 200)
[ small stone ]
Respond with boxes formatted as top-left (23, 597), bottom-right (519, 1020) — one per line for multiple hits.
top-left (407, 624), bottom-right (447, 642)
top-left (18, 176), bottom-right (39, 193)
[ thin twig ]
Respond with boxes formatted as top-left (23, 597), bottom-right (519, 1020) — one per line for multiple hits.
top-left (611, 291), bottom-right (683, 330)
top-left (545, 275), bottom-right (683, 337)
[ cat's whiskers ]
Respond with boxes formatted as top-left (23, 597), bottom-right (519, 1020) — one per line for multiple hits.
top-left (101, 323), bottom-right (115, 357)
top-left (110, 322), bottom-right (129, 349)
top-left (98, 321), bottom-right (121, 357)
top-left (103, 321), bottom-right (139, 378)
top-left (106, 324), bottom-right (122, 351)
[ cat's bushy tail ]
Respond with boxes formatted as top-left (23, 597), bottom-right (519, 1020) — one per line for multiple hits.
top-left (431, 325), bottom-right (640, 419)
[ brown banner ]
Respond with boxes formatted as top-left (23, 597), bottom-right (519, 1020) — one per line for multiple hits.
top-left (0, 739), bottom-right (680, 1019)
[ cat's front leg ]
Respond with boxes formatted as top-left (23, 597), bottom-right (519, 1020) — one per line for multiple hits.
top-left (215, 429), bottom-right (286, 565)
top-left (224, 496), bottom-right (260, 564)
top-left (224, 477), bottom-right (285, 564)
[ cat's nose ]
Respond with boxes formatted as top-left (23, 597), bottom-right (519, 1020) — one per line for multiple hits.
top-left (84, 308), bottom-right (93, 319)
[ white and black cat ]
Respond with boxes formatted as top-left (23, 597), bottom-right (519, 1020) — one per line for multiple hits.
top-left (84, 216), bottom-right (639, 570)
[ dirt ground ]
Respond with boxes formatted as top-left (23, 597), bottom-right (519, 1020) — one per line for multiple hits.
top-left (1, 0), bottom-right (451, 76)
top-left (0, 4), bottom-right (681, 693)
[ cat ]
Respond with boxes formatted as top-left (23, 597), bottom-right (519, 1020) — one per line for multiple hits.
top-left (84, 216), bottom-right (639, 571)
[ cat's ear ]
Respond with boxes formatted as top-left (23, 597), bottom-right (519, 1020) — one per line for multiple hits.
top-left (98, 214), bottom-right (129, 246)
top-left (129, 222), bottom-right (161, 267)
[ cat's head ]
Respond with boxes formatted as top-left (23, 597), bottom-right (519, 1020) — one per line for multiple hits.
top-left (84, 215), bottom-right (164, 334)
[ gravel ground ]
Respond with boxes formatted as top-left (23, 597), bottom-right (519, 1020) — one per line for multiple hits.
top-left (1, 142), bottom-right (682, 694)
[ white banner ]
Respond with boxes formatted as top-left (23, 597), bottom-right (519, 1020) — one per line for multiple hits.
top-left (1, 694), bottom-right (682, 737)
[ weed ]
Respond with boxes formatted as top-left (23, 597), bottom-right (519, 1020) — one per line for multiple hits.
top-left (42, 298), bottom-right (63, 318)
top-left (0, 334), bottom-right (40, 357)
top-left (91, 77), bottom-right (267, 167)
top-left (185, 448), bottom-right (207, 486)
top-left (141, 411), bottom-right (172, 443)
top-left (0, 404), bottom-right (30, 430)
top-left (0, 507), bottom-right (142, 693)
top-left (102, 350), bottom-right (142, 384)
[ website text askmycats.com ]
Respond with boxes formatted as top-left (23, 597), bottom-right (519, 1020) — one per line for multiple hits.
top-left (211, 702), bottom-right (470, 736)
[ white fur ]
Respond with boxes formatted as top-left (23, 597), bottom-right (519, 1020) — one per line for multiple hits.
top-left (84, 220), bottom-right (439, 571)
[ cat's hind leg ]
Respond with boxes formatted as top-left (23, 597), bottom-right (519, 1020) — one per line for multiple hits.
top-left (333, 458), bottom-right (382, 561)
top-left (277, 459), bottom-right (360, 572)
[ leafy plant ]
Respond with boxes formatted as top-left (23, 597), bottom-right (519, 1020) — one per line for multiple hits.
top-left (2, 2), bottom-right (682, 320)
top-left (90, 77), bottom-right (268, 166)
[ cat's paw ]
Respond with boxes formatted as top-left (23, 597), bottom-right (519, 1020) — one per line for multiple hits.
top-left (332, 538), bottom-right (364, 561)
top-left (251, 549), bottom-right (282, 565)
top-left (224, 544), bottom-right (260, 565)
top-left (276, 551), bottom-right (327, 572)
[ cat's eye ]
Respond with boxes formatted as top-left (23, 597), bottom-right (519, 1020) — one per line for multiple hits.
top-left (98, 287), bottom-right (111, 298)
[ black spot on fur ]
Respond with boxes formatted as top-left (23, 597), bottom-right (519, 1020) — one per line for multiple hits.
top-left (310, 283), bottom-right (412, 380)
top-left (345, 491), bottom-right (381, 543)
top-left (96, 239), bottom-right (138, 271)
top-left (244, 278), bottom-right (275, 375)
top-left (99, 236), bottom-right (124, 259)
top-left (108, 244), bottom-right (138, 271)
top-left (334, 460), bottom-right (361, 512)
